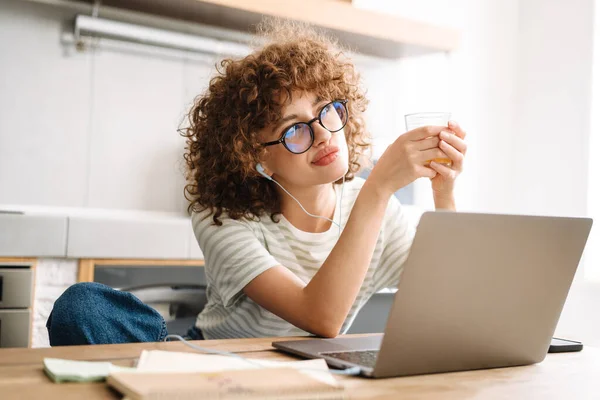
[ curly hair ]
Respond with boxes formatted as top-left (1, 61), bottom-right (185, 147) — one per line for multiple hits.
top-left (181, 19), bottom-right (371, 226)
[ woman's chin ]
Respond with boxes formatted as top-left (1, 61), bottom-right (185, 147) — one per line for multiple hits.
top-left (321, 158), bottom-right (349, 182)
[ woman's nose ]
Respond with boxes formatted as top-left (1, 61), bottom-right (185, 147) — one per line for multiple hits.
top-left (311, 122), bottom-right (332, 147)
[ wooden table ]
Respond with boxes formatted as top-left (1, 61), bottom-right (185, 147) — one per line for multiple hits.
top-left (0, 335), bottom-right (598, 399)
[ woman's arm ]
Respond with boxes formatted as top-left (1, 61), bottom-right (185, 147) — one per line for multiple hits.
top-left (244, 125), bottom-right (449, 337)
top-left (434, 195), bottom-right (456, 211)
top-left (244, 180), bottom-right (389, 337)
top-left (430, 121), bottom-right (468, 211)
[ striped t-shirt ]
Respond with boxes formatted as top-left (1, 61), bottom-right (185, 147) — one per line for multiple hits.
top-left (191, 177), bottom-right (415, 339)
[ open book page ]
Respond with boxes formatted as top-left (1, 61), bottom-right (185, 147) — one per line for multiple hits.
top-left (135, 350), bottom-right (338, 386)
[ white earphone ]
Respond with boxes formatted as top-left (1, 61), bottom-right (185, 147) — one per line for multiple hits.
top-left (255, 163), bottom-right (273, 181)
top-left (255, 163), bottom-right (344, 236)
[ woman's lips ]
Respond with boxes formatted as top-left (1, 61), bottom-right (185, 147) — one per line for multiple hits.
top-left (312, 149), bottom-right (339, 166)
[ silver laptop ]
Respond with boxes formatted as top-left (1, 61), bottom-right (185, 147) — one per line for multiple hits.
top-left (273, 212), bottom-right (593, 378)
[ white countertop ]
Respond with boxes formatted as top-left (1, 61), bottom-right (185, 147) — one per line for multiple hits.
top-left (0, 205), bottom-right (202, 259)
top-left (0, 204), bottom-right (424, 259)
top-left (0, 204), bottom-right (188, 220)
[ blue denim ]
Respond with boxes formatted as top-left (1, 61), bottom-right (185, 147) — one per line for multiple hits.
top-left (47, 282), bottom-right (203, 346)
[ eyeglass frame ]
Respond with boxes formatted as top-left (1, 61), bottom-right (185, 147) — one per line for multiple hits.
top-left (261, 99), bottom-right (349, 154)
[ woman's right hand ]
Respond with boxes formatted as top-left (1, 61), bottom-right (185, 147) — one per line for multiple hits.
top-left (367, 126), bottom-right (449, 197)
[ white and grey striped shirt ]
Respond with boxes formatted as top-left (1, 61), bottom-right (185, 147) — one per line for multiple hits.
top-left (192, 177), bottom-right (415, 339)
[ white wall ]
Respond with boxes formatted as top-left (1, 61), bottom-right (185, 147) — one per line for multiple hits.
top-left (359, 0), bottom-right (595, 216)
top-left (513, 0), bottom-right (594, 218)
top-left (356, 0), bottom-right (521, 212)
top-left (586, 0), bottom-right (600, 282)
top-left (0, 0), bottom-right (217, 214)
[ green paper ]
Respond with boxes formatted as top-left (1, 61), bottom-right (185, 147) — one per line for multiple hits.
top-left (43, 358), bottom-right (135, 383)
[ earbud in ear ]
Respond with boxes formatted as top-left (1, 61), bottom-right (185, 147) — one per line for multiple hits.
top-left (256, 163), bottom-right (273, 181)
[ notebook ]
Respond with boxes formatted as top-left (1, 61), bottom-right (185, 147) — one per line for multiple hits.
top-left (107, 350), bottom-right (344, 399)
top-left (108, 368), bottom-right (345, 400)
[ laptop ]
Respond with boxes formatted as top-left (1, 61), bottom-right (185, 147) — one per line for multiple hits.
top-left (273, 211), bottom-right (593, 378)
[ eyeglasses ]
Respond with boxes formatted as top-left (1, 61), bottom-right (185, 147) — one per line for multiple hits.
top-left (262, 100), bottom-right (348, 154)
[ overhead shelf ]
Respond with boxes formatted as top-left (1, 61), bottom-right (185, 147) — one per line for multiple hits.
top-left (102, 0), bottom-right (461, 58)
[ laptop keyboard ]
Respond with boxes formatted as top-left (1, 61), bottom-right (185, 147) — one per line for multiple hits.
top-left (320, 350), bottom-right (379, 368)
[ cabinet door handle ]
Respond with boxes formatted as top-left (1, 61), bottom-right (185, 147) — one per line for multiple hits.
top-left (0, 275), bottom-right (3, 302)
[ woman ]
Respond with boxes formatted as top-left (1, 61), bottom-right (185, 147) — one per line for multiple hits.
top-left (46, 21), bottom-right (466, 345)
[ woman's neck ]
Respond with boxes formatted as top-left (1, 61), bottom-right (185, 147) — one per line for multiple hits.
top-left (277, 181), bottom-right (337, 233)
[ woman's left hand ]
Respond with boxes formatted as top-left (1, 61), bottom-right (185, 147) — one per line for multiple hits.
top-left (429, 120), bottom-right (467, 199)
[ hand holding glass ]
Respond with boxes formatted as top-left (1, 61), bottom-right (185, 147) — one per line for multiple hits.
top-left (405, 112), bottom-right (453, 167)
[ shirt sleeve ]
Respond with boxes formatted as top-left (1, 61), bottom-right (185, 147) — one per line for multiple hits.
top-left (372, 196), bottom-right (416, 291)
top-left (192, 211), bottom-right (281, 308)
